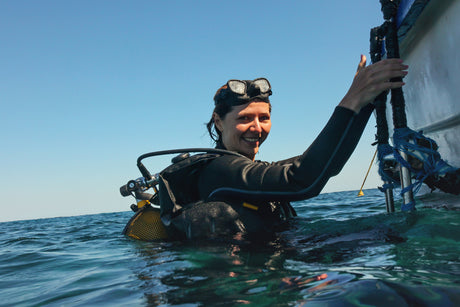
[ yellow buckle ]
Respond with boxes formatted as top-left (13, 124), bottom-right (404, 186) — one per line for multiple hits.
top-left (243, 202), bottom-right (258, 211)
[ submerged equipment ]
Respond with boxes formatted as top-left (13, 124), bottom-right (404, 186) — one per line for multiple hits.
top-left (213, 78), bottom-right (272, 107)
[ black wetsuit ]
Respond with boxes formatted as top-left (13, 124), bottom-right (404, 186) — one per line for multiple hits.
top-left (159, 105), bottom-right (374, 240)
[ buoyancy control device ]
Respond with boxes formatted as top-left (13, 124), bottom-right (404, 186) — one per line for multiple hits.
top-left (120, 148), bottom-right (246, 241)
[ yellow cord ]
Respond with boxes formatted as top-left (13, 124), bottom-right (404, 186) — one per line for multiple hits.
top-left (358, 148), bottom-right (378, 197)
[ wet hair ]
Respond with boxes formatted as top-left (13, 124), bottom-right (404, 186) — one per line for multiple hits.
top-left (206, 98), bottom-right (272, 147)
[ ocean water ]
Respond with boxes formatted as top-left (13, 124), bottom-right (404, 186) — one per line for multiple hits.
top-left (1, 189), bottom-right (460, 306)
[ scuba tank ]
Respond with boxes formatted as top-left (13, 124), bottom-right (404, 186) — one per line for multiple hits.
top-left (121, 175), bottom-right (168, 241)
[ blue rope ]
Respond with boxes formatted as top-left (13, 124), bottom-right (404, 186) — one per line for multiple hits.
top-left (393, 128), bottom-right (456, 193)
top-left (401, 200), bottom-right (416, 212)
top-left (377, 127), bottom-right (458, 211)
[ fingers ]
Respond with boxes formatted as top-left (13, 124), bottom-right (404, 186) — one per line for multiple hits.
top-left (355, 54), bottom-right (367, 77)
top-left (372, 69), bottom-right (407, 86)
top-left (362, 59), bottom-right (408, 87)
top-left (368, 58), bottom-right (408, 77)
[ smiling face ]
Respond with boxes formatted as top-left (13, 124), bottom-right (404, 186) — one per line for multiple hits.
top-left (213, 101), bottom-right (271, 160)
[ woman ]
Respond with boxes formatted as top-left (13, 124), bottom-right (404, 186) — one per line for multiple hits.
top-left (159, 55), bottom-right (408, 240)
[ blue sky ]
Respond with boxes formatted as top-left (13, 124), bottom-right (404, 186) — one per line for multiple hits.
top-left (1, 0), bottom-right (387, 222)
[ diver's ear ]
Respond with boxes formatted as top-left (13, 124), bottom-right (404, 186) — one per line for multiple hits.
top-left (213, 112), bottom-right (223, 132)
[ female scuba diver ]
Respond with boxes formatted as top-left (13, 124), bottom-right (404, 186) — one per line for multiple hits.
top-left (158, 55), bottom-right (408, 241)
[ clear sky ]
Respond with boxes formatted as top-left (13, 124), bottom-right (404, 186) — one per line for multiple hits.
top-left (1, 0), bottom-right (388, 222)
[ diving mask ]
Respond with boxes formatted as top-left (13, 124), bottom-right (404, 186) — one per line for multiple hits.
top-left (214, 78), bottom-right (272, 107)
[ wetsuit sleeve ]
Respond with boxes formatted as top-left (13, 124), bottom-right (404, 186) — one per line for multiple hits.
top-left (199, 104), bottom-right (374, 200)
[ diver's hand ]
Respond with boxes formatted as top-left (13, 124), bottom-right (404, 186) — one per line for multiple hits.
top-left (339, 54), bottom-right (408, 113)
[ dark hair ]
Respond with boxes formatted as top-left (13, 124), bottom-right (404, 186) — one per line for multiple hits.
top-left (206, 101), bottom-right (230, 147)
top-left (206, 98), bottom-right (272, 147)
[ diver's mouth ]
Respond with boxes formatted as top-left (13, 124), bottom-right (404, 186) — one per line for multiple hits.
top-left (243, 137), bottom-right (260, 143)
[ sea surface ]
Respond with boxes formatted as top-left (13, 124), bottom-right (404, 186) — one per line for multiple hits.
top-left (1, 189), bottom-right (460, 306)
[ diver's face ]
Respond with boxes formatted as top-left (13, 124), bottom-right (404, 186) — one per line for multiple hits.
top-left (214, 101), bottom-right (271, 160)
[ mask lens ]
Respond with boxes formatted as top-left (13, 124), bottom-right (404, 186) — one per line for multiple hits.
top-left (253, 78), bottom-right (270, 93)
top-left (228, 80), bottom-right (246, 95)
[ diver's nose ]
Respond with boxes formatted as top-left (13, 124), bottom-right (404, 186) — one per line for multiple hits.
top-left (251, 119), bottom-right (262, 133)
